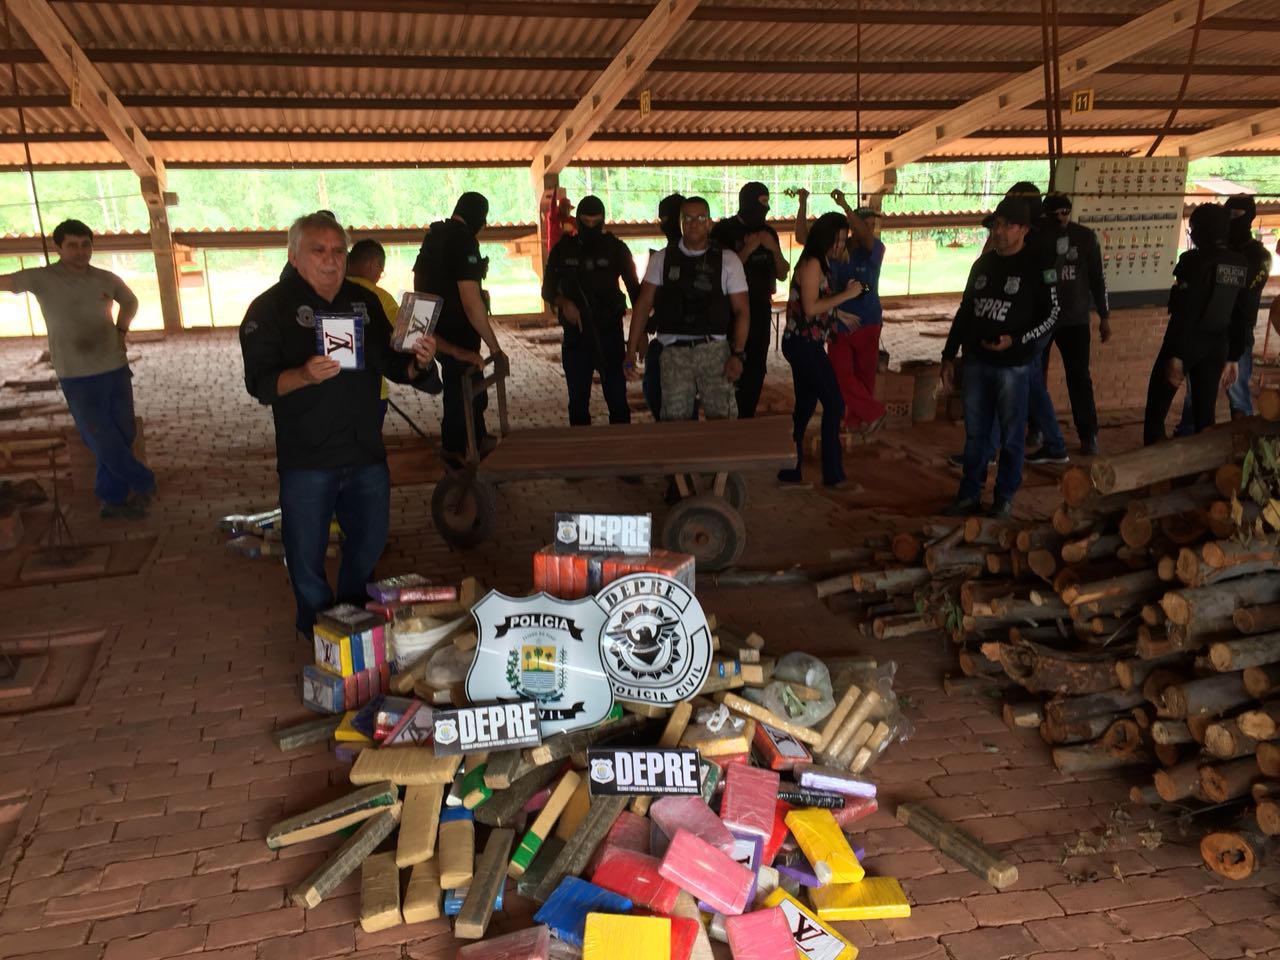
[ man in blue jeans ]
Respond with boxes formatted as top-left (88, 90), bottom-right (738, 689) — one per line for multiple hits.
top-left (940, 198), bottom-right (1060, 518)
top-left (0, 219), bottom-right (155, 520)
top-left (240, 213), bottom-right (441, 637)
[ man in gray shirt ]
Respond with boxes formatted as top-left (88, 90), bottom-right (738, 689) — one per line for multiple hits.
top-left (0, 219), bottom-right (155, 519)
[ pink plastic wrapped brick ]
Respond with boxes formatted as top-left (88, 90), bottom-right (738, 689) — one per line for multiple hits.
top-left (456, 924), bottom-right (551, 960)
top-left (658, 828), bottom-right (754, 916)
top-left (651, 796), bottom-right (735, 856)
top-left (719, 763), bottom-right (779, 840)
top-left (832, 795), bottom-right (879, 831)
top-left (724, 907), bottom-right (795, 960)
top-left (591, 847), bottom-right (682, 914)
top-left (585, 809), bottom-right (651, 875)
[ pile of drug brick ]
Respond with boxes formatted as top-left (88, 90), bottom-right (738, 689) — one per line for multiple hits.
top-left (262, 552), bottom-right (1006, 959)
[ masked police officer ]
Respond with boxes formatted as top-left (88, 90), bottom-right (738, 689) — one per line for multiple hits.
top-left (1143, 203), bottom-right (1249, 445)
top-left (710, 181), bottom-right (789, 418)
top-left (542, 195), bottom-right (640, 426)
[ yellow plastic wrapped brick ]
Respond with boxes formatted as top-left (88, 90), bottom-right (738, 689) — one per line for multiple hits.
top-left (582, 913), bottom-right (671, 960)
top-left (334, 710), bottom-right (372, 743)
top-left (784, 808), bottom-right (865, 884)
top-left (762, 889), bottom-right (858, 960)
top-left (810, 876), bottom-right (911, 921)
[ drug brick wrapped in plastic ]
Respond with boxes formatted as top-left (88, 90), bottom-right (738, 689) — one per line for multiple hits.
top-left (831, 796), bottom-right (879, 831)
top-left (582, 913), bottom-right (671, 960)
top-left (584, 809), bottom-right (651, 875)
top-left (811, 875), bottom-right (911, 921)
top-left (657, 828), bottom-right (754, 917)
top-left (793, 762), bottom-right (876, 799)
top-left (724, 906), bottom-right (795, 960)
top-left (650, 795), bottom-right (735, 856)
top-left (719, 763), bottom-right (779, 840)
top-left (533, 876), bottom-right (633, 947)
top-left (456, 924), bottom-right (551, 960)
top-left (591, 846), bottom-right (681, 914)
top-left (784, 808), bottom-right (864, 885)
top-left (761, 889), bottom-right (858, 960)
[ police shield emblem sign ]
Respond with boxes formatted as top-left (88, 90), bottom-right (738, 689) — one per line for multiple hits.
top-left (1004, 276), bottom-right (1021, 295)
top-left (596, 573), bottom-right (712, 704)
top-left (466, 591), bottom-right (613, 735)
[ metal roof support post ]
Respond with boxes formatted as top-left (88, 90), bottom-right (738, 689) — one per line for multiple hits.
top-left (845, 0), bottom-right (1245, 196)
top-left (1155, 106), bottom-right (1280, 160)
top-left (6, 0), bottom-right (183, 331)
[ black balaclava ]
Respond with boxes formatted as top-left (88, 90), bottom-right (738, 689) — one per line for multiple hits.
top-left (453, 192), bottom-right (489, 234)
top-left (576, 195), bottom-right (606, 245)
top-left (1043, 192), bottom-right (1071, 233)
top-left (738, 181), bottom-right (769, 229)
top-left (1224, 194), bottom-right (1257, 247)
top-left (1189, 203), bottom-right (1229, 249)
top-left (658, 192), bottom-right (685, 244)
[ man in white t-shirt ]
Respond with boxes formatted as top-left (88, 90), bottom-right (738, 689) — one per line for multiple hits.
top-left (625, 196), bottom-right (750, 420)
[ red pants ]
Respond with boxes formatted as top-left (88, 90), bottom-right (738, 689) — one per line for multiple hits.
top-left (828, 323), bottom-right (885, 427)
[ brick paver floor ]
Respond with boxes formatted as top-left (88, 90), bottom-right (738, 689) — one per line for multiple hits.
top-left (0, 326), bottom-right (1276, 960)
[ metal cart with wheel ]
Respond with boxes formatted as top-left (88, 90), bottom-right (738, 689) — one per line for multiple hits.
top-left (429, 359), bottom-right (794, 571)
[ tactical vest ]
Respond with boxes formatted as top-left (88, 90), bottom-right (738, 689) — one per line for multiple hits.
top-left (653, 246), bottom-right (730, 336)
top-left (558, 234), bottom-right (626, 319)
top-left (1196, 250), bottom-right (1247, 335)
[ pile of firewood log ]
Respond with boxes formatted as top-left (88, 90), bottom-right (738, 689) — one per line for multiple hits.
top-left (816, 400), bottom-right (1280, 883)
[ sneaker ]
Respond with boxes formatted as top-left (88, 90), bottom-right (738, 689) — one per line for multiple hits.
top-left (777, 468), bottom-right (804, 485)
top-left (860, 412), bottom-right (889, 437)
top-left (948, 452), bottom-right (997, 469)
top-left (100, 500), bottom-right (146, 520)
top-left (1079, 436), bottom-right (1099, 456)
top-left (1026, 429), bottom-right (1044, 448)
top-left (988, 498), bottom-right (1014, 519)
top-left (940, 497), bottom-right (982, 517)
top-left (1026, 447), bottom-right (1070, 465)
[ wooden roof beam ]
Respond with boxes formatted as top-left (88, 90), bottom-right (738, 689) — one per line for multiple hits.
top-left (529, 0), bottom-right (702, 190)
top-left (6, 0), bottom-right (164, 192)
top-left (848, 0), bottom-right (1246, 195)
top-left (1156, 106), bottom-right (1280, 160)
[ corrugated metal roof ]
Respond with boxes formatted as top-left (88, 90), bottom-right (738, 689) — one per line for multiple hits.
top-left (0, 1), bottom-right (1270, 170)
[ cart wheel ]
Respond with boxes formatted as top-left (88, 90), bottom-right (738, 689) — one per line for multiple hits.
top-left (431, 473), bottom-right (497, 548)
top-left (688, 472), bottom-right (747, 510)
top-left (662, 494), bottom-right (747, 572)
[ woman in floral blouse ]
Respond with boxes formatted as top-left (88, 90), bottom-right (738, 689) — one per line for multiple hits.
top-left (778, 211), bottom-right (863, 488)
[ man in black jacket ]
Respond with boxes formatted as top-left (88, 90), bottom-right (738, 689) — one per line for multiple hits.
top-left (1038, 193), bottom-right (1110, 455)
top-left (542, 195), bottom-right (640, 426)
top-left (1143, 203), bottom-right (1248, 445)
top-left (413, 192), bottom-right (506, 465)
top-left (940, 197), bottom-right (1060, 518)
top-left (240, 212), bottom-right (440, 636)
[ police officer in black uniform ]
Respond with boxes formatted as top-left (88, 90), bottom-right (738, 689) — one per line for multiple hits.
top-left (710, 181), bottom-right (789, 418)
top-left (1040, 193), bottom-right (1110, 455)
top-left (412, 192), bottom-right (505, 465)
top-left (1143, 203), bottom-right (1249, 445)
top-left (542, 195), bottom-right (640, 426)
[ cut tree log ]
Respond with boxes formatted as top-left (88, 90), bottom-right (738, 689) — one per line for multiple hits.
top-left (1156, 672), bottom-right (1251, 718)
top-left (1150, 719), bottom-right (1194, 745)
top-left (891, 532), bottom-right (923, 563)
top-left (1154, 758), bottom-right (1203, 802)
top-left (1128, 479), bottom-right (1220, 522)
top-left (1199, 758), bottom-right (1261, 803)
top-left (872, 613), bottom-right (934, 640)
top-left (1041, 711), bottom-right (1126, 745)
top-left (1238, 704), bottom-right (1280, 741)
top-left (1234, 602), bottom-right (1280, 635)
top-left (1115, 652), bottom-right (1190, 692)
top-left (1043, 689), bottom-right (1146, 725)
top-left (962, 517), bottom-right (1007, 546)
top-left (1160, 575), bottom-right (1280, 633)
top-left (1208, 633), bottom-right (1280, 672)
top-left (1258, 741), bottom-right (1280, 778)
top-left (1060, 570), bottom-right (1162, 608)
top-left (1052, 719), bottom-right (1154, 773)
top-left (1091, 419), bottom-right (1280, 496)
top-left (1205, 719), bottom-right (1260, 760)
top-left (1243, 664), bottom-right (1280, 699)
top-left (997, 642), bottom-right (1118, 695)
top-left (1200, 814), bottom-right (1277, 880)
top-left (1215, 463), bottom-right (1243, 498)
top-left (1002, 702), bottom-right (1043, 729)
top-left (1257, 800), bottom-right (1280, 835)
top-left (895, 802), bottom-right (1018, 889)
top-left (925, 543), bottom-right (987, 576)
top-left (1060, 466), bottom-right (1096, 507)
top-left (987, 552), bottom-right (1013, 576)
top-left (1061, 533), bottom-right (1123, 566)
top-left (848, 567), bottom-right (931, 596)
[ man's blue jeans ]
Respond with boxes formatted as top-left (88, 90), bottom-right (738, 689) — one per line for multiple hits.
top-left (59, 366), bottom-right (155, 506)
top-left (959, 356), bottom-right (1031, 505)
top-left (1175, 348), bottom-right (1251, 437)
top-left (979, 340), bottom-right (1067, 459)
top-left (279, 461), bottom-right (390, 634)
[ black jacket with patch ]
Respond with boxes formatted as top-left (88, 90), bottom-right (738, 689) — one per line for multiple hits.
top-left (943, 245), bottom-right (1060, 367)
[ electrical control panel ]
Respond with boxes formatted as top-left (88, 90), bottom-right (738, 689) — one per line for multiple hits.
top-left (1051, 157), bottom-right (1187, 294)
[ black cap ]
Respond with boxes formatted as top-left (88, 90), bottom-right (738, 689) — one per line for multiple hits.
top-left (985, 197), bottom-right (1031, 228)
top-left (577, 195), bottom-right (605, 218)
top-left (1043, 193), bottom-right (1072, 214)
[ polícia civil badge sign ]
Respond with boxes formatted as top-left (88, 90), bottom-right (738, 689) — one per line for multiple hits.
top-left (596, 573), bottom-right (712, 705)
top-left (466, 591), bottom-right (613, 735)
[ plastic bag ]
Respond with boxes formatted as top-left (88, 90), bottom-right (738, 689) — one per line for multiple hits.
top-left (759, 652), bottom-right (835, 727)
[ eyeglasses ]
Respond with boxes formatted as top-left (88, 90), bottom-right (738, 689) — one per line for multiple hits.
top-left (681, 214), bottom-right (710, 224)
top-left (1054, 209), bottom-right (1071, 217)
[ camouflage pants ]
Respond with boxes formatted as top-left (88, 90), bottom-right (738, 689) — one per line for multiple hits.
top-left (659, 339), bottom-right (738, 421)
